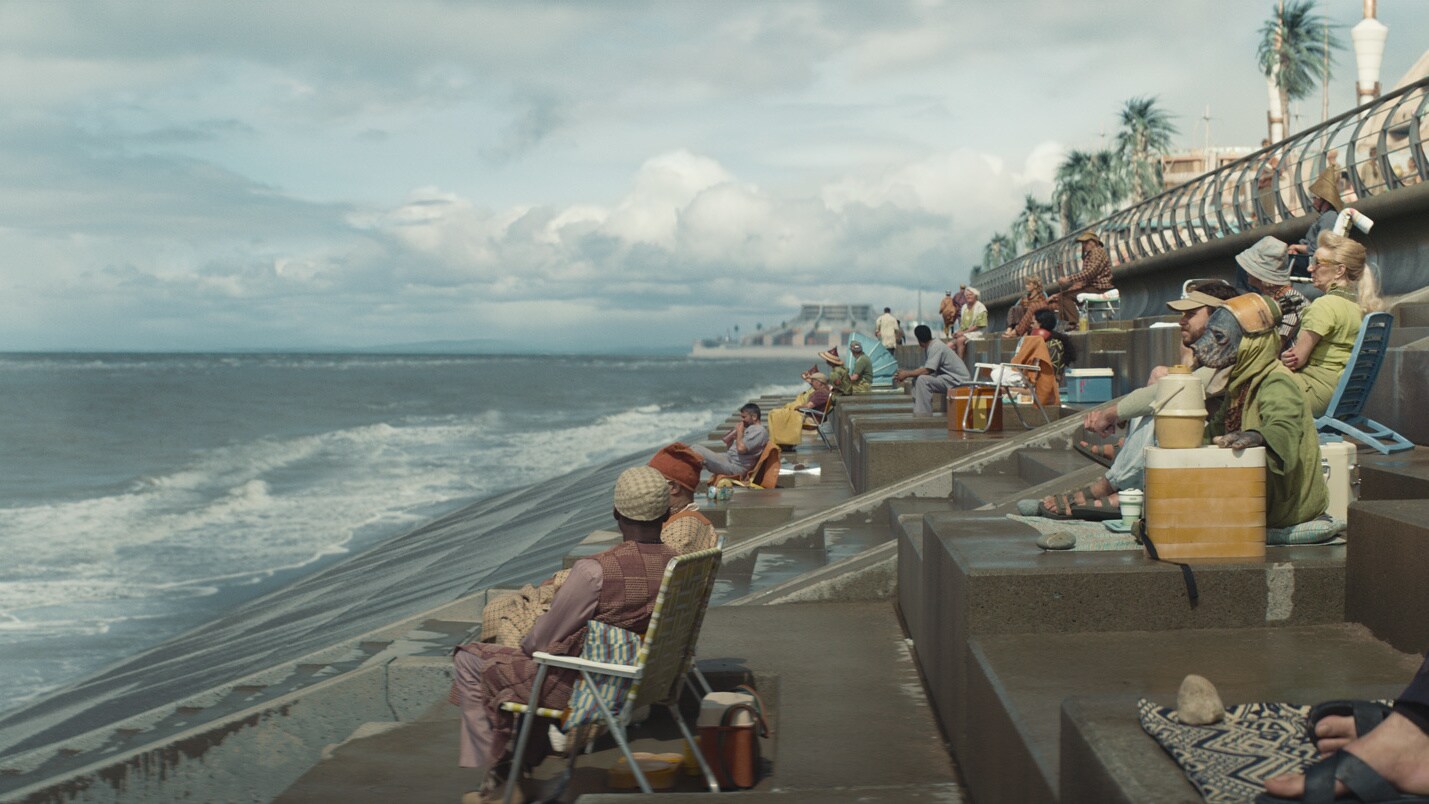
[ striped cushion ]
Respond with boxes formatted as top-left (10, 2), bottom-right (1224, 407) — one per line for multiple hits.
top-left (565, 620), bottom-right (642, 728)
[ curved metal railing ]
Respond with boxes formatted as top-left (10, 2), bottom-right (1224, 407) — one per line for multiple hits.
top-left (976, 75), bottom-right (1429, 306)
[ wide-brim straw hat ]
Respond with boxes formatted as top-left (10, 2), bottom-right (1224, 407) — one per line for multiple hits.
top-left (1074, 231), bottom-right (1102, 244)
top-left (818, 347), bottom-right (843, 366)
top-left (1235, 236), bottom-right (1291, 286)
top-left (1309, 167), bottom-right (1345, 211)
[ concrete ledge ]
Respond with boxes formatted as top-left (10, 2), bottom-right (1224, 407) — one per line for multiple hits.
top-left (966, 624), bottom-right (1420, 804)
top-left (1345, 499), bottom-right (1429, 654)
top-left (921, 512), bottom-right (1347, 763)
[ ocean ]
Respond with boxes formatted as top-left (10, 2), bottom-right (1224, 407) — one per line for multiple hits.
top-left (0, 352), bottom-right (806, 716)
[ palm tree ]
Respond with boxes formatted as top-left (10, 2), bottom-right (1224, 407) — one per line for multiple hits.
top-left (1054, 149), bottom-right (1128, 236)
top-left (1116, 96), bottom-right (1178, 203)
top-left (1012, 194), bottom-right (1058, 252)
top-left (982, 233), bottom-right (1017, 272)
top-left (1257, 0), bottom-right (1342, 139)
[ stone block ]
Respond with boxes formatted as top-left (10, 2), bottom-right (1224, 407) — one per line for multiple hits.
top-left (851, 430), bottom-right (1009, 493)
top-left (918, 512), bottom-right (1346, 763)
top-left (1345, 499), bottom-right (1429, 654)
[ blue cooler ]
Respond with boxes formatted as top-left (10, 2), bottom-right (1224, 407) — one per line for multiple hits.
top-left (1062, 368), bottom-right (1114, 403)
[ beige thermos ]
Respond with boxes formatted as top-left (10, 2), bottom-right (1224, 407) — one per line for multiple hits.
top-left (1153, 366), bottom-right (1207, 449)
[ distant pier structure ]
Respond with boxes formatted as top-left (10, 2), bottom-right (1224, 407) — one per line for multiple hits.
top-left (691, 302), bottom-right (875, 358)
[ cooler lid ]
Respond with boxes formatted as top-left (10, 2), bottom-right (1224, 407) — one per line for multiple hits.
top-left (1065, 368), bottom-right (1113, 377)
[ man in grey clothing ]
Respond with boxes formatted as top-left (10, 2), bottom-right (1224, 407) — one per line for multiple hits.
top-left (893, 324), bottom-right (971, 416)
top-left (692, 403), bottom-right (769, 476)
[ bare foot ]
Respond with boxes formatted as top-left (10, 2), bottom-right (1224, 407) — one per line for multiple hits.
top-left (1312, 713), bottom-right (1356, 757)
top-left (1263, 712), bottom-right (1429, 799)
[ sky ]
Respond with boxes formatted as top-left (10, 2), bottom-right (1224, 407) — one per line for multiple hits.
top-left (1, 1), bottom-right (1426, 352)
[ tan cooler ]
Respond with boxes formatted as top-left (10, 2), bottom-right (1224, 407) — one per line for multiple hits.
top-left (1145, 446), bottom-right (1266, 560)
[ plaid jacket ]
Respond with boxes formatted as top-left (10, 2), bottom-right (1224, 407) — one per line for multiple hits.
top-left (1063, 244), bottom-right (1114, 293)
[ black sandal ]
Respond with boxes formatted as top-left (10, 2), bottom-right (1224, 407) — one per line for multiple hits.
top-left (1307, 700), bottom-right (1394, 744)
top-left (1255, 748), bottom-right (1429, 803)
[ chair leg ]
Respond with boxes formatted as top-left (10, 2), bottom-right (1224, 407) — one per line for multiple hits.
top-left (666, 702), bottom-right (721, 793)
top-left (504, 662), bottom-right (549, 804)
top-left (586, 673), bottom-right (653, 794)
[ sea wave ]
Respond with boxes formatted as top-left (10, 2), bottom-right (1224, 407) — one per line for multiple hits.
top-left (0, 378), bottom-right (803, 625)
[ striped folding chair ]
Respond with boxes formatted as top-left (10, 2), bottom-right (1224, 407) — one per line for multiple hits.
top-left (500, 547), bottom-right (725, 801)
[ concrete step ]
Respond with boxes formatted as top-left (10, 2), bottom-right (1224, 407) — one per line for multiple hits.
top-left (951, 473), bottom-right (1029, 509)
top-left (885, 497), bottom-right (960, 532)
top-left (821, 523), bottom-right (892, 564)
top-left (1393, 300), bottom-right (1429, 328)
top-left (900, 511), bottom-right (1348, 775)
top-left (961, 624), bottom-right (1421, 804)
top-left (1345, 499), bottom-right (1429, 655)
top-left (1389, 325), bottom-right (1429, 347)
top-left (1015, 448), bottom-right (1092, 487)
top-left (748, 547), bottom-right (828, 593)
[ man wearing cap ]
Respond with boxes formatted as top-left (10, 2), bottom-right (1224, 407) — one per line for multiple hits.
top-left (847, 341), bottom-right (874, 393)
top-left (1285, 167), bottom-right (1343, 277)
top-left (451, 466), bottom-right (678, 802)
top-left (692, 403), bottom-right (768, 477)
top-left (1052, 231), bottom-right (1115, 329)
top-left (1027, 281), bottom-right (1240, 518)
top-left (875, 306), bottom-right (900, 350)
top-left (939, 290), bottom-right (960, 337)
top-left (1236, 236), bottom-right (1309, 351)
top-left (649, 444), bottom-right (719, 555)
top-left (893, 324), bottom-right (971, 416)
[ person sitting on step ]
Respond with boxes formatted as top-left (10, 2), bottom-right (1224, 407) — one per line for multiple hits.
top-left (1280, 231), bottom-right (1379, 417)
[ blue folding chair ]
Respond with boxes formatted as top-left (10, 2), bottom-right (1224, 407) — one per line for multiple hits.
top-left (1314, 311), bottom-right (1414, 454)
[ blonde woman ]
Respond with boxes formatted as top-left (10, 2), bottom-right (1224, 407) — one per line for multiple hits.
top-left (1279, 231), bottom-right (1380, 417)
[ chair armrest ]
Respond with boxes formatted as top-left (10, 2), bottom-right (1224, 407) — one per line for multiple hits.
top-left (1000, 363), bottom-right (1040, 372)
top-left (531, 651), bottom-right (641, 679)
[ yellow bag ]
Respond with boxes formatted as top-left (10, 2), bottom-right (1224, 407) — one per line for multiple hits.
top-left (767, 407), bottom-right (804, 448)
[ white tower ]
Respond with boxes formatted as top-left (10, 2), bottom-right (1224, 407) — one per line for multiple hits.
top-left (1351, 0), bottom-right (1389, 106)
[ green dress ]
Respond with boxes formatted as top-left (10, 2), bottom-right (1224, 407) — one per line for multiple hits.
top-left (1291, 288), bottom-right (1361, 417)
top-left (1208, 329), bottom-right (1328, 530)
top-left (849, 354), bottom-right (874, 394)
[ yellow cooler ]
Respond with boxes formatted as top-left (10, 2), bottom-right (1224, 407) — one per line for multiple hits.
top-left (1145, 446), bottom-right (1266, 560)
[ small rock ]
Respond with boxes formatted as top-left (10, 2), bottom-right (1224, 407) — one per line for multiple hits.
top-left (1036, 531), bottom-right (1076, 550)
top-left (1176, 674), bottom-right (1224, 725)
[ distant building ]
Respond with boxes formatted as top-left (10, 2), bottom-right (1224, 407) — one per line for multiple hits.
top-left (691, 303), bottom-right (876, 358)
top-left (1160, 147), bottom-right (1255, 191)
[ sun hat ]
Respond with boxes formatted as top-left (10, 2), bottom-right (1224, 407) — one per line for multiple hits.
top-left (1308, 167), bottom-right (1345, 211)
top-left (1074, 231), bottom-right (1102, 243)
top-left (818, 347), bottom-right (842, 366)
top-left (613, 466), bottom-right (670, 522)
top-left (809, 371), bottom-right (828, 383)
top-left (648, 443), bottom-right (703, 493)
top-left (1235, 236), bottom-right (1291, 285)
top-left (1166, 291), bottom-right (1229, 313)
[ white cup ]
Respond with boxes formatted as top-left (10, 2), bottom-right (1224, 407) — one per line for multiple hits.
top-left (1119, 488), bottom-right (1144, 526)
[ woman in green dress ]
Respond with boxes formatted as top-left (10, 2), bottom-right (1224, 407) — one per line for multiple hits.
top-left (1279, 231), bottom-right (1378, 417)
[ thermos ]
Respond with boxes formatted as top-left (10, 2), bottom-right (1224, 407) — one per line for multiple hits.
top-left (1153, 366), bottom-right (1207, 449)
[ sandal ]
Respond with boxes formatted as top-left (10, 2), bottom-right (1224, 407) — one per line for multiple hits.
top-left (1255, 748), bottom-right (1429, 803)
top-left (1028, 486), bottom-right (1121, 522)
top-left (1074, 436), bottom-right (1126, 468)
top-left (1307, 700), bottom-right (1394, 744)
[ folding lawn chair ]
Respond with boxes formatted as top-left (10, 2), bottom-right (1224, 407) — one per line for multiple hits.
top-left (500, 547), bottom-right (725, 801)
top-left (1315, 311), bottom-right (1413, 454)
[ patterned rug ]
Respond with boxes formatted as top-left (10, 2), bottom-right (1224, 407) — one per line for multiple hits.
top-left (1136, 698), bottom-right (1395, 803)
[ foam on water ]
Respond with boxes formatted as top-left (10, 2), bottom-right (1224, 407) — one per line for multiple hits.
top-left (0, 354), bottom-right (806, 713)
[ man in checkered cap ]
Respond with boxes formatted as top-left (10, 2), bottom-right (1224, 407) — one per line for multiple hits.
top-left (450, 466), bottom-right (678, 803)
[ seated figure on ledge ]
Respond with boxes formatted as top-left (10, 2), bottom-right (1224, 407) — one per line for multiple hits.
top-left (451, 467), bottom-right (677, 803)
top-left (893, 324), bottom-right (970, 417)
